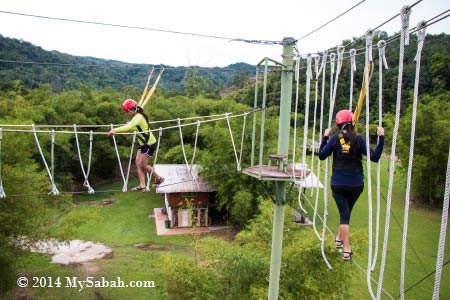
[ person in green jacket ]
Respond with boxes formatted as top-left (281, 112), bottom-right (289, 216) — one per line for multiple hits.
top-left (108, 99), bottom-right (164, 191)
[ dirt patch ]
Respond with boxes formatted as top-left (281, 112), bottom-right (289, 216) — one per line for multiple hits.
top-left (100, 199), bottom-right (116, 206)
top-left (29, 239), bottom-right (113, 265)
top-left (133, 241), bottom-right (189, 252)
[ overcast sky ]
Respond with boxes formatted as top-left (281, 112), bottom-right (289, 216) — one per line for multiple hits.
top-left (0, 0), bottom-right (448, 67)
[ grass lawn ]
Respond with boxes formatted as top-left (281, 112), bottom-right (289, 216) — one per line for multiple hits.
top-left (8, 158), bottom-right (450, 299)
top-left (298, 157), bottom-right (450, 299)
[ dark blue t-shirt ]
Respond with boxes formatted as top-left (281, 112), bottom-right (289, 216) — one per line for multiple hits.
top-left (319, 134), bottom-right (384, 186)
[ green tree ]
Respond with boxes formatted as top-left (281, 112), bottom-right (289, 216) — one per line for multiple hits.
top-left (397, 91), bottom-right (450, 205)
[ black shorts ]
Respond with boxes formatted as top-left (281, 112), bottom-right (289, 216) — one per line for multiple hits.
top-left (138, 143), bottom-right (157, 158)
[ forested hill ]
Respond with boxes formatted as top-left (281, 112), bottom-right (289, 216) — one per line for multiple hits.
top-left (0, 34), bottom-right (254, 92)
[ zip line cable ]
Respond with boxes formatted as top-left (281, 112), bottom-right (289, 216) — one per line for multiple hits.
top-left (298, 0), bottom-right (366, 40)
top-left (0, 10), bottom-right (235, 41)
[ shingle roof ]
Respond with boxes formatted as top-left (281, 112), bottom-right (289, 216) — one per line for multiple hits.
top-left (154, 164), bottom-right (217, 194)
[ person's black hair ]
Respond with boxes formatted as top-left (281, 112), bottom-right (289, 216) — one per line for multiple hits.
top-left (135, 106), bottom-right (149, 125)
top-left (338, 122), bottom-right (358, 144)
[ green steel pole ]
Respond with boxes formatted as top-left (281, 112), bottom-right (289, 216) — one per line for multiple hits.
top-left (268, 37), bottom-right (295, 300)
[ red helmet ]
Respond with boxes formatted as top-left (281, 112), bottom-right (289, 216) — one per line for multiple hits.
top-left (122, 99), bottom-right (137, 112)
top-left (335, 109), bottom-right (353, 125)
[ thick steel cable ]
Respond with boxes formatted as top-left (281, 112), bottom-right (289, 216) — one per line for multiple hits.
top-left (376, 6), bottom-right (411, 300)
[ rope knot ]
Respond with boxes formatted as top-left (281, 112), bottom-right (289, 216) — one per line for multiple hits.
top-left (330, 53), bottom-right (336, 74)
top-left (350, 49), bottom-right (357, 72)
top-left (377, 40), bottom-right (389, 69)
top-left (365, 29), bottom-right (373, 62)
top-left (416, 21), bottom-right (427, 42)
top-left (400, 5), bottom-right (412, 45)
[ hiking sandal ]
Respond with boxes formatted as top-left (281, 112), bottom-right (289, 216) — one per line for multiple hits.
top-left (335, 239), bottom-right (344, 249)
top-left (342, 250), bottom-right (353, 261)
top-left (131, 186), bottom-right (148, 192)
top-left (153, 177), bottom-right (165, 186)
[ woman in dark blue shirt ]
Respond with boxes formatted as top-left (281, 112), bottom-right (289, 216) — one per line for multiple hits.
top-left (319, 109), bottom-right (384, 261)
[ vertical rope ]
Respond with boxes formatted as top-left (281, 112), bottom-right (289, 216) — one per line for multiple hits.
top-left (321, 49), bottom-right (342, 271)
top-left (364, 29), bottom-right (376, 300)
top-left (238, 113), bottom-right (248, 171)
top-left (309, 55), bottom-right (321, 198)
top-left (432, 142), bottom-right (450, 300)
top-left (124, 132), bottom-right (136, 192)
top-left (400, 20), bottom-right (426, 300)
top-left (225, 113), bottom-right (241, 171)
top-left (371, 39), bottom-right (389, 272)
top-left (32, 124), bottom-right (59, 195)
top-left (349, 48), bottom-right (357, 110)
top-left (110, 124), bottom-right (127, 192)
top-left (73, 125), bottom-right (94, 194)
top-left (177, 118), bottom-right (193, 179)
top-left (146, 128), bottom-right (163, 190)
top-left (376, 6), bottom-right (411, 299)
top-left (190, 121), bottom-right (201, 174)
top-left (292, 55), bottom-right (301, 180)
top-left (0, 128), bottom-right (5, 198)
top-left (313, 51), bottom-right (327, 241)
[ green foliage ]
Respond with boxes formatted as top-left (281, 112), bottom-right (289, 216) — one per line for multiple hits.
top-left (159, 253), bottom-right (222, 300)
top-left (159, 200), bottom-right (356, 300)
top-left (397, 91), bottom-right (450, 205)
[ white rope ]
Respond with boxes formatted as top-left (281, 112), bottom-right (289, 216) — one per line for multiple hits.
top-left (31, 124), bottom-right (59, 195)
top-left (432, 142), bottom-right (450, 300)
top-left (349, 48), bottom-right (357, 110)
top-left (309, 54), bottom-right (321, 198)
top-left (225, 113), bottom-right (241, 172)
top-left (73, 125), bottom-right (94, 194)
top-left (292, 56), bottom-right (301, 180)
top-left (292, 55), bottom-right (312, 214)
top-left (376, 6), bottom-right (411, 299)
top-left (124, 133), bottom-right (137, 192)
top-left (0, 128), bottom-right (5, 198)
top-left (110, 124), bottom-right (127, 192)
top-left (400, 20), bottom-right (426, 300)
top-left (190, 121), bottom-right (201, 175)
top-left (321, 49), bottom-right (341, 271)
top-left (364, 29), bottom-right (376, 300)
top-left (371, 39), bottom-right (389, 272)
top-left (313, 51), bottom-right (328, 242)
top-left (146, 128), bottom-right (163, 191)
top-left (177, 118), bottom-right (193, 179)
top-left (238, 112), bottom-right (248, 172)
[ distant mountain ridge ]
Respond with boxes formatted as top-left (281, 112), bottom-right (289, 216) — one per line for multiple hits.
top-left (0, 34), bottom-right (255, 91)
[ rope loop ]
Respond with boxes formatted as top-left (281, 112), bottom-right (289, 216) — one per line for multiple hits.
top-left (330, 53), bottom-right (336, 75)
top-left (306, 54), bottom-right (313, 77)
top-left (295, 56), bottom-right (301, 82)
top-left (313, 54), bottom-right (321, 80)
top-left (377, 40), bottom-right (389, 70)
top-left (416, 20), bottom-right (427, 42)
top-left (317, 50), bottom-right (327, 78)
top-left (365, 29), bottom-right (373, 62)
top-left (350, 49), bottom-right (357, 72)
top-left (400, 5), bottom-right (412, 45)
